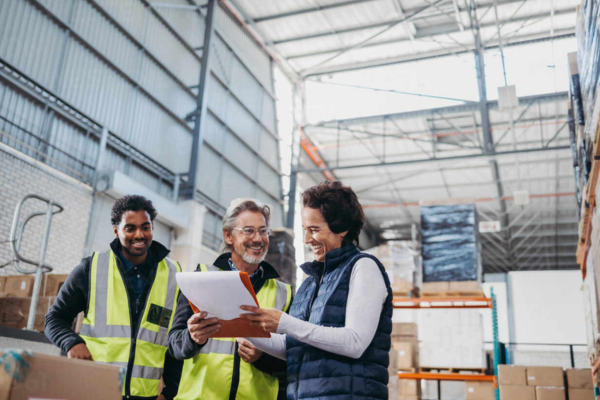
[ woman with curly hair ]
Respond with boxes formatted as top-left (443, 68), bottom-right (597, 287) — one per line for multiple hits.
top-left (240, 181), bottom-right (394, 400)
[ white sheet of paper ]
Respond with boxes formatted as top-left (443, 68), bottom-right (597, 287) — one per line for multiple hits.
top-left (176, 271), bottom-right (258, 320)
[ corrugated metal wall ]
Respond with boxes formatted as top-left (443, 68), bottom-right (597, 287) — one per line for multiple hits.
top-left (0, 0), bottom-right (284, 251)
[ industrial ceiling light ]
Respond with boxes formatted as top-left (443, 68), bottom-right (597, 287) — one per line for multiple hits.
top-left (513, 190), bottom-right (530, 206)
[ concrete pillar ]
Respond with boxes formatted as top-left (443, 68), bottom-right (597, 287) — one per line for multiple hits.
top-left (170, 201), bottom-right (207, 272)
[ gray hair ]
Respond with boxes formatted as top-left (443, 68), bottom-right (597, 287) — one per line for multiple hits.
top-left (220, 198), bottom-right (271, 253)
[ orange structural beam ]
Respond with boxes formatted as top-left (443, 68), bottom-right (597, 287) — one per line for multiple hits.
top-left (398, 372), bottom-right (497, 386)
top-left (393, 297), bottom-right (493, 309)
top-left (299, 128), bottom-right (335, 181)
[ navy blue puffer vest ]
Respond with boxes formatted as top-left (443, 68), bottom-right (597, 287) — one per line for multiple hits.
top-left (286, 244), bottom-right (394, 400)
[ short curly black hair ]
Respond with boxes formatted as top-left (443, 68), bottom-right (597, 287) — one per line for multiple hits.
top-left (302, 181), bottom-right (365, 246)
top-left (111, 195), bottom-right (158, 226)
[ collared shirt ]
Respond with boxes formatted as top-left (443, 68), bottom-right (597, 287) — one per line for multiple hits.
top-left (228, 258), bottom-right (264, 285)
top-left (118, 248), bottom-right (153, 299)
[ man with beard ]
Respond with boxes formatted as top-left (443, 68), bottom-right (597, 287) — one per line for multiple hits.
top-left (168, 198), bottom-right (292, 400)
top-left (45, 195), bottom-right (183, 400)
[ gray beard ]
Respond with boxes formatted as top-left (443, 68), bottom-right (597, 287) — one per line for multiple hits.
top-left (234, 245), bottom-right (266, 265)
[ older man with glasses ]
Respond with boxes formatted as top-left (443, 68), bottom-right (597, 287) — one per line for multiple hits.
top-left (168, 198), bottom-right (293, 400)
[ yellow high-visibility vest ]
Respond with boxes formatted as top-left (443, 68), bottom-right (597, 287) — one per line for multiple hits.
top-left (176, 264), bottom-right (292, 400)
top-left (80, 250), bottom-right (181, 398)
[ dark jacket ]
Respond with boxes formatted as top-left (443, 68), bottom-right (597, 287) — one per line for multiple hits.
top-left (168, 253), bottom-right (291, 399)
top-left (286, 244), bottom-right (394, 400)
top-left (45, 239), bottom-right (183, 400)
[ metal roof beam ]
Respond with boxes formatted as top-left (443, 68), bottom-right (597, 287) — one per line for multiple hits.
top-left (289, 26), bottom-right (573, 60)
top-left (314, 92), bottom-right (568, 127)
top-left (274, 6), bottom-right (573, 45)
top-left (251, 0), bottom-right (381, 23)
top-left (302, 30), bottom-right (574, 76)
top-left (297, 145), bottom-right (570, 173)
top-left (252, 0), bottom-right (526, 24)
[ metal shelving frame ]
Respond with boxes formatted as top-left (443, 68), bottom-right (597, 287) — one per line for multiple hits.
top-left (394, 288), bottom-right (501, 400)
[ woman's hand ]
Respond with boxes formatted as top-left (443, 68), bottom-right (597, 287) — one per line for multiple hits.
top-left (239, 306), bottom-right (283, 333)
top-left (188, 311), bottom-right (221, 345)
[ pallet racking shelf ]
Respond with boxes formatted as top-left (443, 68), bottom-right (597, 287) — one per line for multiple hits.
top-left (395, 288), bottom-right (501, 400)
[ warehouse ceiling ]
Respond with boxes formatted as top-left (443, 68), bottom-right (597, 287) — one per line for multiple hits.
top-left (227, 0), bottom-right (578, 78)
top-left (222, 0), bottom-right (581, 272)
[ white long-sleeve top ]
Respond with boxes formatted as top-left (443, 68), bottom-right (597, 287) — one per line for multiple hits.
top-left (246, 257), bottom-right (387, 360)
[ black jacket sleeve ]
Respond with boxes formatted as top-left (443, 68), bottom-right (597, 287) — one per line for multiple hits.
top-left (161, 291), bottom-right (184, 400)
top-left (168, 290), bottom-right (204, 360)
top-left (44, 257), bottom-right (91, 353)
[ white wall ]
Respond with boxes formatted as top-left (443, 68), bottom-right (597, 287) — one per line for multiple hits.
top-left (509, 270), bottom-right (586, 344)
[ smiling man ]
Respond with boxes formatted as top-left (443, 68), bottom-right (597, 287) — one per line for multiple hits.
top-left (168, 198), bottom-right (292, 400)
top-left (45, 195), bottom-right (183, 400)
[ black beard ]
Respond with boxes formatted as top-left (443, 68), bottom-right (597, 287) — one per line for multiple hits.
top-left (123, 243), bottom-right (148, 256)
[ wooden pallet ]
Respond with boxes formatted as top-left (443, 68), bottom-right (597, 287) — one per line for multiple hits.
top-left (419, 366), bottom-right (486, 375)
top-left (420, 291), bottom-right (486, 298)
top-left (398, 368), bottom-right (417, 373)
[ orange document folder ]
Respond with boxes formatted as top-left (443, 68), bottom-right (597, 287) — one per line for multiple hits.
top-left (188, 271), bottom-right (270, 338)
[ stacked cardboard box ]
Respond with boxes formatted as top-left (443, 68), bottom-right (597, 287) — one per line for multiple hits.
top-left (397, 379), bottom-right (421, 400)
top-left (566, 369), bottom-right (594, 400)
top-left (527, 367), bottom-right (565, 400)
top-left (499, 365), bottom-right (534, 400)
top-left (581, 248), bottom-right (600, 364)
top-left (498, 365), bottom-right (594, 400)
top-left (465, 381), bottom-right (495, 400)
top-left (264, 228), bottom-right (296, 291)
top-left (390, 323), bottom-right (420, 399)
top-left (367, 242), bottom-right (419, 295)
top-left (0, 350), bottom-right (122, 399)
top-left (419, 309), bottom-right (485, 369)
top-left (391, 323), bottom-right (419, 371)
top-left (0, 273), bottom-right (68, 331)
top-left (421, 280), bottom-right (482, 295)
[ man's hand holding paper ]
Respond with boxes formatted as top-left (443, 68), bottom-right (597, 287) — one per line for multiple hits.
top-left (176, 271), bottom-right (271, 338)
top-left (187, 311), bottom-right (221, 345)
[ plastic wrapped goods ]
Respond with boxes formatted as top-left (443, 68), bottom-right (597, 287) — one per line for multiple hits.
top-left (420, 204), bottom-right (479, 282)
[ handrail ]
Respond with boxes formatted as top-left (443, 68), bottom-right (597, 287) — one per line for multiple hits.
top-left (10, 195), bottom-right (63, 273)
top-left (9, 194), bottom-right (64, 330)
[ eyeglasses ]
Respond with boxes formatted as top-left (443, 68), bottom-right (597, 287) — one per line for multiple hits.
top-left (232, 227), bottom-right (272, 238)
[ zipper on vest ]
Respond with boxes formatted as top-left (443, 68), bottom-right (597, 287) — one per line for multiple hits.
top-left (229, 341), bottom-right (241, 400)
top-left (308, 270), bottom-right (326, 314)
top-left (114, 255), bottom-right (158, 398)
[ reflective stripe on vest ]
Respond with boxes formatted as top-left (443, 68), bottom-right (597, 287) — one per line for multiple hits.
top-left (176, 263), bottom-right (292, 400)
top-left (80, 250), bottom-right (181, 397)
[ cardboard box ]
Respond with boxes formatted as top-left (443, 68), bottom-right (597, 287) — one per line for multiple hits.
top-left (449, 281), bottom-right (481, 292)
top-left (389, 348), bottom-right (398, 374)
top-left (500, 385), bottom-right (535, 400)
top-left (422, 282), bottom-right (450, 292)
top-left (566, 369), bottom-right (593, 389)
top-left (399, 379), bottom-right (420, 396)
top-left (567, 388), bottom-right (594, 400)
top-left (392, 323), bottom-right (418, 337)
top-left (0, 276), bottom-right (6, 292)
top-left (393, 342), bottom-right (417, 369)
top-left (535, 387), bottom-right (565, 400)
top-left (498, 365), bottom-right (527, 386)
top-left (0, 296), bottom-right (55, 331)
top-left (465, 381), bottom-right (495, 400)
top-left (39, 274), bottom-right (68, 297)
top-left (0, 350), bottom-right (122, 400)
top-left (527, 367), bottom-right (565, 387)
top-left (4, 275), bottom-right (34, 297)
